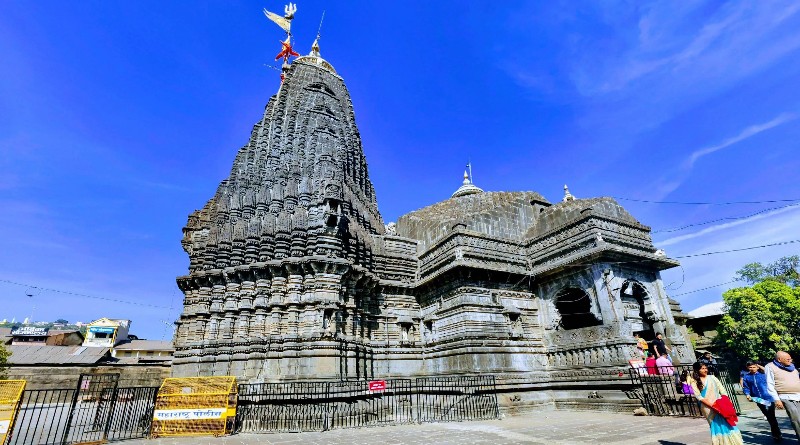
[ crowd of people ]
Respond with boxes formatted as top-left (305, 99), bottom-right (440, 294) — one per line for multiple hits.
top-left (633, 332), bottom-right (800, 444)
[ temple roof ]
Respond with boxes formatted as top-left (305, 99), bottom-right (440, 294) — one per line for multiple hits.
top-left (527, 196), bottom-right (645, 239)
top-left (396, 191), bottom-right (550, 248)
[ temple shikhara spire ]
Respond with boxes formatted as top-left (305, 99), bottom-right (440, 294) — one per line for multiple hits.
top-left (172, 3), bottom-right (694, 414)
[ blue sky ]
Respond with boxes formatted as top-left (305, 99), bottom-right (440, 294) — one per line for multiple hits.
top-left (1, 1), bottom-right (799, 339)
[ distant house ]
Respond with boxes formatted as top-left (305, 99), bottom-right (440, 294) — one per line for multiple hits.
top-left (83, 318), bottom-right (131, 347)
top-left (686, 301), bottom-right (725, 353)
top-left (46, 329), bottom-right (85, 346)
top-left (9, 326), bottom-right (50, 345)
top-left (111, 339), bottom-right (174, 363)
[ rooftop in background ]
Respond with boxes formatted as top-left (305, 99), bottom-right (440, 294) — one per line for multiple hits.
top-left (687, 301), bottom-right (725, 319)
top-left (7, 345), bottom-right (110, 365)
top-left (113, 339), bottom-right (173, 351)
top-left (111, 339), bottom-right (173, 363)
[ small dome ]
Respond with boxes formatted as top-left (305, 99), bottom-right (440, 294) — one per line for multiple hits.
top-left (294, 37), bottom-right (337, 74)
top-left (451, 170), bottom-right (483, 198)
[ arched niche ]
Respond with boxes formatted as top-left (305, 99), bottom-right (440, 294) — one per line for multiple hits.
top-left (554, 287), bottom-right (602, 330)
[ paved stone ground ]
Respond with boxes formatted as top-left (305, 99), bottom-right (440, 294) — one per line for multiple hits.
top-left (127, 408), bottom-right (797, 445)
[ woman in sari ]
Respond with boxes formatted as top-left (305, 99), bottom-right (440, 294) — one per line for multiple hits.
top-left (689, 362), bottom-right (744, 445)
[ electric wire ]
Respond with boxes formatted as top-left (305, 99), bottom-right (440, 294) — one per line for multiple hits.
top-left (0, 278), bottom-right (173, 309)
top-left (671, 280), bottom-right (740, 297)
top-left (614, 197), bottom-right (800, 205)
top-left (672, 239), bottom-right (800, 259)
top-left (653, 202), bottom-right (800, 233)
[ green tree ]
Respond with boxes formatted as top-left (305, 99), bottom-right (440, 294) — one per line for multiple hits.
top-left (718, 280), bottom-right (800, 361)
top-left (736, 255), bottom-right (800, 286)
top-left (0, 343), bottom-right (10, 379)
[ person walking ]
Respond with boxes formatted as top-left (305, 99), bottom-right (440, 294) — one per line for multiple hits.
top-left (652, 333), bottom-right (672, 362)
top-left (742, 360), bottom-right (781, 442)
top-left (689, 362), bottom-right (743, 445)
top-left (766, 351), bottom-right (800, 441)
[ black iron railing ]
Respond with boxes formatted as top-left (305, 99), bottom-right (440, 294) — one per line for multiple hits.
top-left (415, 375), bottom-right (499, 423)
top-left (6, 378), bottom-right (159, 445)
top-left (235, 375), bottom-right (498, 433)
top-left (628, 363), bottom-right (741, 417)
top-left (5, 374), bottom-right (500, 442)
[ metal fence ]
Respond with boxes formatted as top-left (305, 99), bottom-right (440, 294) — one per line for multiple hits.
top-left (236, 379), bottom-right (415, 433)
top-left (628, 363), bottom-right (741, 417)
top-left (104, 386), bottom-right (160, 441)
top-left (416, 375), bottom-right (499, 423)
top-left (5, 374), bottom-right (499, 442)
top-left (236, 376), bottom-right (498, 433)
top-left (6, 375), bottom-right (159, 445)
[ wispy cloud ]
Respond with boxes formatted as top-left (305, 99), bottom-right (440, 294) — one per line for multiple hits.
top-left (653, 112), bottom-right (796, 198)
top-left (685, 113), bottom-right (796, 168)
top-left (657, 203), bottom-right (800, 247)
top-left (587, 1), bottom-right (800, 95)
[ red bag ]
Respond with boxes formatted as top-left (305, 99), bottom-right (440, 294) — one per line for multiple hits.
top-left (711, 395), bottom-right (738, 426)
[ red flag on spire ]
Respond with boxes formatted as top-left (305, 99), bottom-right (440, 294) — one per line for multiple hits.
top-left (275, 36), bottom-right (300, 63)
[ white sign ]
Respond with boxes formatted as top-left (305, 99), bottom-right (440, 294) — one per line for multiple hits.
top-left (0, 419), bottom-right (10, 434)
top-left (10, 326), bottom-right (48, 336)
top-left (153, 408), bottom-right (227, 421)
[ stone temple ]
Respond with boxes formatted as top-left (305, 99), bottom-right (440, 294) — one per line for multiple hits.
top-left (173, 40), bottom-right (693, 411)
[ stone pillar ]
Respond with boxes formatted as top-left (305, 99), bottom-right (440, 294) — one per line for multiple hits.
top-left (286, 274), bottom-right (303, 305)
top-left (271, 276), bottom-right (286, 305)
top-left (592, 264), bottom-right (625, 325)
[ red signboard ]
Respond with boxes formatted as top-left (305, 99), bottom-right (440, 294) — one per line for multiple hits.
top-left (368, 380), bottom-right (386, 392)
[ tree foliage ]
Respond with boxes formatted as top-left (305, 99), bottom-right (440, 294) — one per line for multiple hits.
top-left (0, 343), bottom-right (10, 379)
top-left (736, 255), bottom-right (800, 286)
top-left (718, 279), bottom-right (800, 361)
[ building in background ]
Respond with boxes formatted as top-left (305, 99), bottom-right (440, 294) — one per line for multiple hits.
top-left (5, 317), bottom-right (172, 389)
top-left (9, 326), bottom-right (49, 345)
top-left (111, 339), bottom-right (174, 363)
top-left (686, 301), bottom-right (725, 354)
top-left (8, 326), bottom-right (84, 346)
top-left (46, 329), bottom-right (85, 346)
top-left (82, 318), bottom-right (130, 347)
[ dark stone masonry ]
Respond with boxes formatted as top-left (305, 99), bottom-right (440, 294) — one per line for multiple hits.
top-left (172, 44), bottom-right (693, 412)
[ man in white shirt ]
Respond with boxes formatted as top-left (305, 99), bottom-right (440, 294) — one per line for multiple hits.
top-left (766, 350), bottom-right (800, 440)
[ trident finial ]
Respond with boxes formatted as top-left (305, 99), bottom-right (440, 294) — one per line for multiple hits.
top-left (284, 3), bottom-right (297, 19)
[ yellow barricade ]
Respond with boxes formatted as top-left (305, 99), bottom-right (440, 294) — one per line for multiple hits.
top-left (151, 376), bottom-right (237, 438)
top-left (0, 380), bottom-right (26, 445)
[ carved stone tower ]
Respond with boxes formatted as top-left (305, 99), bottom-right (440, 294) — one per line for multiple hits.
top-left (173, 47), bottom-right (388, 380)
